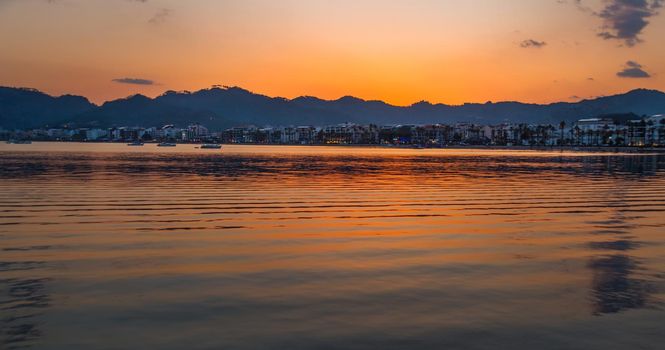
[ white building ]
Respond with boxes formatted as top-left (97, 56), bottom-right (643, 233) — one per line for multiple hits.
top-left (576, 118), bottom-right (615, 145)
top-left (160, 125), bottom-right (180, 139)
top-left (85, 128), bottom-right (108, 140)
top-left (47, 129), bottom-right (72, 139)
top-left (184, 123), bottom-right (209, 141)
top-left (280, 127), bottom-right (298, 144)
top-left (646, 114), bottom-right (665, 146)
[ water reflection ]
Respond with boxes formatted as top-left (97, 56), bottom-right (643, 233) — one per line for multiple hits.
top-left (0, 264), bottom-right (50, 349)
top-left (0, 151), bottom-right (664, 181)
top-left (585, 185), bottom-right (659, 316)
top-left (588, 255), bottom-right (649, 315)
top-left (0, 145), bottom-right (664, 349)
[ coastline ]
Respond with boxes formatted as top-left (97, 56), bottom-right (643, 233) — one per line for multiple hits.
top-left (4, 140), bottom-right (665, 154)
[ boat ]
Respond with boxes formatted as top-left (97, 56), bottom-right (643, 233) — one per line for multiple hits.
top-left (127, 141), bottom-right (144, 146)
top-left (200, 143), bottom-right (222, 149)
top-left (6, 140), bottom-right (32, 144)
top-left (157, 142), bottom-right (177, 147)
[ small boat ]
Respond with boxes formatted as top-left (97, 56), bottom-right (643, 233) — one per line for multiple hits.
top-left (200, 143), bottom-right (222, 149)
top-left (6, 140), bottom-right (32, 144)
top-left (157, 142), bottom-right (177, 147)
top-left (127, 141), bottom-right (144, 146)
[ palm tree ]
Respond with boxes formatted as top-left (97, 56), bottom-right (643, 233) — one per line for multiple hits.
top-left (602, 124), bottom-right (611, 145)
top-left (585, 129), bottom-right (593, 146)
top-left (559, 121), bottom-right (566, 146)
top-left (571, 125), bottom-right (581, 145)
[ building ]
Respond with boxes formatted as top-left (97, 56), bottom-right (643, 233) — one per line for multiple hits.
top-left (160, 125), bottom-right (180, 140)
top-left (646, 114), bottom-right (665, 146)
top-left (85, 128), bottom-right (108, 140)
top-left (576, 118), bottom-right (615, 146)
top-left (184, 123), bottom-right (209, 141)
top-left (322, 123), bottom-right (379, 144)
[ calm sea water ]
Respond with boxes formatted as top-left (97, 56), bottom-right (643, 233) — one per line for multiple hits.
top-left (1, 143), bottom-right (664, 349)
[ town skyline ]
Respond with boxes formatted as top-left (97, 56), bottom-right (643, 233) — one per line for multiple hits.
top-left (5, 113), bottom-right (663, 148)
top-left (1, 0), bottom-right (665, 105)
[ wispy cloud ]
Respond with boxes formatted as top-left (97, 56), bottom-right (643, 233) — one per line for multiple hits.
top-left (32, 0), bottom-right (149, 6)
top-left (112, 78), bottom-right (156, 85)
top-left (39, 0), bottom-right (147, 3)
top-left (148, 8), bottom-right (171, 24)
top-left (616, 60), bottom-right (651, 78)
top-left (20, 0), bottom-right (148, 6)
top-left (519, 39), bottom-right (547, 48)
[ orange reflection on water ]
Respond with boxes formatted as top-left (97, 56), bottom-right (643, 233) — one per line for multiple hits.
top-left (1, 143), bottom-right (664, 349)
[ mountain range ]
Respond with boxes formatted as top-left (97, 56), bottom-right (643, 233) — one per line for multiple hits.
top-left (1, 86), bottom-right (665, 130)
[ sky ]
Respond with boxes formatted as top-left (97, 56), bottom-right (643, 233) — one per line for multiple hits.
top-left (0, 0), bottom-right (664, 105)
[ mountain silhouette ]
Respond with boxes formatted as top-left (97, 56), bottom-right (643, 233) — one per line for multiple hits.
top-left (0, 87), bottom-right (95, 129)
top-left (1, 86), bottom-right (664, 130)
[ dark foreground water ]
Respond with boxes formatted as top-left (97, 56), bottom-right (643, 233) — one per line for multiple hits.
top-left (1, 143), bottom-right (664, 349)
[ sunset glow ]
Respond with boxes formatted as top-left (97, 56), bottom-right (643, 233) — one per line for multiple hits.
top-left (2, 3), bottom-right (665, 348)
top-left (1, 0), bottom-right (664, 105)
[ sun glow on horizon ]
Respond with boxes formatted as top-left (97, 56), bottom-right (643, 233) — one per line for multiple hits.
top-left (1, 0), bottom-right (664, 105)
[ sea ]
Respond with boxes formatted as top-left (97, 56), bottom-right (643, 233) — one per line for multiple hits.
top-left (1, 142), bottom-right (664, 349)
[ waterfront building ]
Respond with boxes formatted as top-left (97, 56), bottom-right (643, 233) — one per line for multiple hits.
top-left (646, 115), bottom-right (665, 146)
top-left (47, 128), bottom-right (72, 140)
top-left (184, 123), bottom-right (209, 141)
top-left (160, 125), bottom-right (180, 140)
top-left (576, 118), bottom-right (615, 146)
top-left (85, 128), bottom-right (108, 141)
top-left (296, 126), bottom-right (317, 144)
top-left (280, 127), bottom-right (298, 144)
top-left (322, 123), bottom-right (379, 144)
top-left (626, 119), bottom-right (647, 147)
top-left (4, 116), bottom-right (665, 147)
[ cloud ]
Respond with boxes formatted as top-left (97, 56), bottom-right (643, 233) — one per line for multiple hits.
top-left (112, 78), bottom-right (156, 85)
top-left (148, 8), bottom-right (171, 24)
top-left (616, 60), bottom-right (651, 78)
top-left (573, 0), bottom-right (595, 13)
top-left (28, 0), bottom-right (148, 4)
top-left (1, 0), bottom-right (146, 10)
top-left (519, 39), bottom-right (547, 48)
top-left (595, 0), bottom-right (662, 46)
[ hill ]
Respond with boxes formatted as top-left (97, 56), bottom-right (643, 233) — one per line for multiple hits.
top-left (0, 87), bottom-right (96, 129)
top-left (1, 86), bottom-right (664, 129)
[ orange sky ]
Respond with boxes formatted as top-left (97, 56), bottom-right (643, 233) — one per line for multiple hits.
top-left (0, 0), bottom-right (664, 105)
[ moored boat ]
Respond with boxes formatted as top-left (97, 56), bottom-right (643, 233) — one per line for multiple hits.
top-left (127, 141), bottom-right (144, 146)
top-left (200, 143), bottom-right (222, 149)
top-left (157, 142), bottom-right (177, 147)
